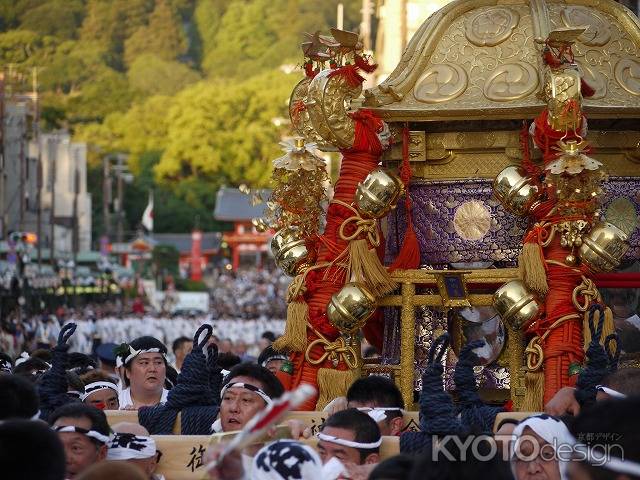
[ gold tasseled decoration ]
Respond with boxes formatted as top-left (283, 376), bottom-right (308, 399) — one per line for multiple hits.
top-left (519, 242), bottom-right (549, 297)
top-left (316, 367), bottom-right (360, 410)
top-left (582, 305), bottom-right (616, 352)
top-left (346, 238), bottom-right (397, 297)
top-left (521, 370), bottom-right (545, 412)
top-left (273, 301), bottom-right (309, 353)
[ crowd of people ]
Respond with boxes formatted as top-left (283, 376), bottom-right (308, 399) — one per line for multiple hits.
top-left (209, 268), bottom-right (289, 320)
top-left (1, 308), bottom-right (639, 480)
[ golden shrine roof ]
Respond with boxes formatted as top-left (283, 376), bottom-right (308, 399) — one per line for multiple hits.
top-left (363, 0), bottom-right (640, 121)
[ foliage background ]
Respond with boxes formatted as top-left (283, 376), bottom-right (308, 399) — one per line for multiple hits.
top-left (0, 0), bottom-right (360, 239)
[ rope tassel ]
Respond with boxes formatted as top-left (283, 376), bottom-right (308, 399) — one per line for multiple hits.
top-left (519, 241), bottom-right (549, 297)
top-left (274, 275), bottom-right (310, 353)
top-left (316, 367), bottom-right (360, 410)
top-left (273, 301), bottom-right (309, 353)
top-left (346, 238), bottom-right (397, 296)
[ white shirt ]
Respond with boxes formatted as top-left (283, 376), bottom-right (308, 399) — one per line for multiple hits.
top-left (118, 387), bottom-right (168, 410)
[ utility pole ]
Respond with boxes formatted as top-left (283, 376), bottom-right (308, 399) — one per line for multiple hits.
top-left (0, 72), bottom-right (5, 238)
top-left (49, 137), bottom-right (56, 267)
top-left (18, 117), bottom-right (25, 231)
top-left (337, 3), bottom-right (344, 29)
top-left (36, 159), bottom-right (42, 268)
top-left (33, 67), bottom-right (42, 268)
top-left (73, 167), bottom-right (79, 267)
top-left (102, 155), bottom-right (111, 240)
top-left (116, 154), bottom-right (124, 243)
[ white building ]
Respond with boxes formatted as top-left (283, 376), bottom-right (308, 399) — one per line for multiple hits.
top-left (30, 133), bottom-right (92, 255)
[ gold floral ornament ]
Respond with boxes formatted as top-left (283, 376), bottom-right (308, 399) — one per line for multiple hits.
top-left (272, 139), bottom-right (326, 171)
top-left (546, 139), bottom-right (602, 176)
top-left (265, 138), bottom-right (329, 238)
top-left (545, 138), bottom-right (606, 219)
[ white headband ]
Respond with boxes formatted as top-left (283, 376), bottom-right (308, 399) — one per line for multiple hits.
top-left (122, 347), bottom-right (166, 366)
top-left (595, 385), bottom-right (627, 399)
top-left (54, 425), bottom-right (111, 445)
top-left (107, 433), bottom-right (157, 460)
top-left (81, 381), bottom-right (119, 401)
top-left (356, 407), bottom-right (403, 423)
top-left (15, 352), bottom-right (30, 367)
top-left (221, 382), bottom-right (273, 406)
top-left (317, 432), bottom-right (382, 449)
top-left (261, 355), bottom-right (289, 368)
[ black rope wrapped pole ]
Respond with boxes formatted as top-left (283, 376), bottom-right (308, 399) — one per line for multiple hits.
top-left (139, 324), bottom-right (220, 434)
top-left (38, 323), bottom-right (77, 421)
top-left (454, 340), bottom-right (503, 434)
top-left (400, 333), bottom-right (466, 453)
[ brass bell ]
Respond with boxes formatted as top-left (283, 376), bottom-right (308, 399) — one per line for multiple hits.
top-left (355, 168), bottom-right (404, 219)
top-left (493, 280), bottom-right (541, 331)
top-left (327, 282), bottom-right (377, 334)
top-left (578, 222), bottom-right (630, 273)
top-left (493, 166), bottom-right (543, 216)
top-left (270, 227), bottom-right (316, 276)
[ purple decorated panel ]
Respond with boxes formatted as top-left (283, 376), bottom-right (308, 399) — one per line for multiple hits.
top-left (600, 177), bottom-right (640, 261)
top-left (386, 177), bottom-right (640, 266)
top-left (385, 179), bottom-right (528, 265)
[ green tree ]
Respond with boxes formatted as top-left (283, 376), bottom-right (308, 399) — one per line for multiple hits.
top-left (192, 0), bottom-right (232, 65)
top-left (75, 93), bottom-right (173, 172)
top-left (124, 0), bottom-right (187, 65)
top-left (80, 0), bottom-right (154, 68)
top-left (201, 0), bottom-right (301, 78)
top-left (127, 53), bottom-right (200, 96)
top-left (64, 69), bottom-right (134, 123)
top-left (152, 244), bottom-right (180, 277)
top-left (155, 68), bottom-right (297, 188)
top-left (19, 0), bottom-right (85, 39)
top-left (38, 40), bottom-right (111, 94)
top-left (0, 29), bottom-right (58, 63)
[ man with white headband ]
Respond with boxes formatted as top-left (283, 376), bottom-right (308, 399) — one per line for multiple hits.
top-left (214, 363), bottom-right (284, 433)
top-left (510, 414), bottom-right (575, 480)
top-left (116, 336), bottom-right (169, 410)
top-left (323, 375), bottom-right (405, 436)
top-left (206, 439), bottom-right (346, 480)
top-left (317, 409), bottom-right (381, 467)
top-left (49, 403), bottom-right (111, 479)
top-left (108, 422), bottom-right (164, 480)
top-left (80, 371), bottom-right (120, 410)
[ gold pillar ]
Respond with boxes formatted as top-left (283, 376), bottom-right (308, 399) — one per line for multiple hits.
top-left (400, 281), bottom-right (416, 410)
top-left (508, 327), bottom-right (526, 411)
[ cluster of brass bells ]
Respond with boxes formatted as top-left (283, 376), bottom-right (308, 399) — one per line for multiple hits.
top-left (578, 222), bottom-right (630, 273)
top-left (270, 227), bottom-right (316, 277)
top-left (493, 279), bottom-right (541, 331)
top-left (557, 219), bottom-right (590, 266)
top-left (355, 168), bottom-right (404, 219)
top-left (493, 166), bottom-right (543, 216)
top-left (327, 282), bottom-right (376, 334)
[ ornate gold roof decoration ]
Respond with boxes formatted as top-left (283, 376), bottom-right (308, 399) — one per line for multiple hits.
top-left (363, 0), bottom-right (640, 121)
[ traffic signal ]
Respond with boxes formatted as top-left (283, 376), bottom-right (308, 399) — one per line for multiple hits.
top-left (8, 231), bottom-right (37, 244)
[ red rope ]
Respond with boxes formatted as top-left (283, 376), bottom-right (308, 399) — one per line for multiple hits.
top-left (389, 125), bottom-right (420, 271)
top-left (292, 110), bottom-right (384, 409)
